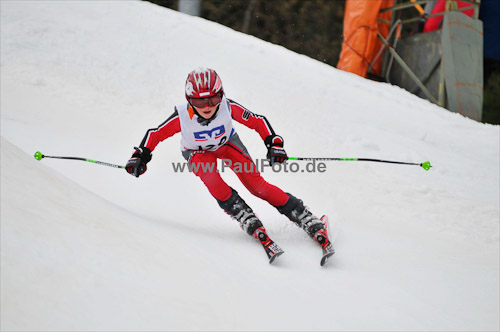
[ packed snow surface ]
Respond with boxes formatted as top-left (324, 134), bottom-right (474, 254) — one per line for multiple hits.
top-left (1, 1), bottom-right (499, 331)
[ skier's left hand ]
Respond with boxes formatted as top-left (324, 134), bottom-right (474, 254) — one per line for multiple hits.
top-left (265, 134), bottom-right (288, 165)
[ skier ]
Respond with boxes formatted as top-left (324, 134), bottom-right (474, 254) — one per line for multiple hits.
top-left (126, 67), bottom-right (334, 265)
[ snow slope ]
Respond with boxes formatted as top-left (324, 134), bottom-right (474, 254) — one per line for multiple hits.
top-left (1, 1), bottom-right (499, 331)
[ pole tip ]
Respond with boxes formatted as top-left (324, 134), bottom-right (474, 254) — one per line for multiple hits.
top-left (34, 151), bottom-right (44, 161)
top-left (421, 161), bottom-right (432, 171)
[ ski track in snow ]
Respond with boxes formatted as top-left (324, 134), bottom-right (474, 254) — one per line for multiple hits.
top-left (1, 1), bottom-right (499, 331)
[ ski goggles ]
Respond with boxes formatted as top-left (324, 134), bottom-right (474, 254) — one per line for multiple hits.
top-left (188, 93), bottom-right (222, 108)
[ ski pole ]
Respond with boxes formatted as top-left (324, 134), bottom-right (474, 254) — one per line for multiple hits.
top-left (288, 157), bottom-right (432, 171)
top-left (34, 151), bottom-right (125, 169)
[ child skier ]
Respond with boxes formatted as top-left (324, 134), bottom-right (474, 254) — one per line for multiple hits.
top-left (126, 68), bottom-right (334, 265)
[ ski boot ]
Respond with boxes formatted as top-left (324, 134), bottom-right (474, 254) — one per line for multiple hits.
top-left (277, 193), bottom-right (334, 266)
top-left (218, 189), bottom-right (284, 263)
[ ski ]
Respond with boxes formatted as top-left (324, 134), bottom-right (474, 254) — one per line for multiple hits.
top-left (254, 227), bottom-right (284, 264)
top-left (313, 215), bottom-right (335, 266)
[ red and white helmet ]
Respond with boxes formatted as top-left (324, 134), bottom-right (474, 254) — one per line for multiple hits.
top-left (185, 67), bottom-right (224, 100)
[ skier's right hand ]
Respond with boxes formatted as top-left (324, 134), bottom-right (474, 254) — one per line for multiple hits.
top-left (126, 147), bottom-right (152, 177)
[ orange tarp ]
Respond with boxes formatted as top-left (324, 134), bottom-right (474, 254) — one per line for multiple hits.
top-left (337, 0), bottom-right (394, 78)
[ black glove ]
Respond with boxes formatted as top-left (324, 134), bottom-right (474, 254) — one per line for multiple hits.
top-left (265, 135), bottom-right (288, 166)
top-left (126, 147), bottom-right (152, 177)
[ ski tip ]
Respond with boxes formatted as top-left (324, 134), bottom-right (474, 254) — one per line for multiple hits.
top-left (320, 252), bottom-right (335, 266)
top-left (320, 214), bottom-right (330, 234)
top-left (320, 215), bottom-right (329, 230)
top-left (269, 250), bottom-right (284, 264)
